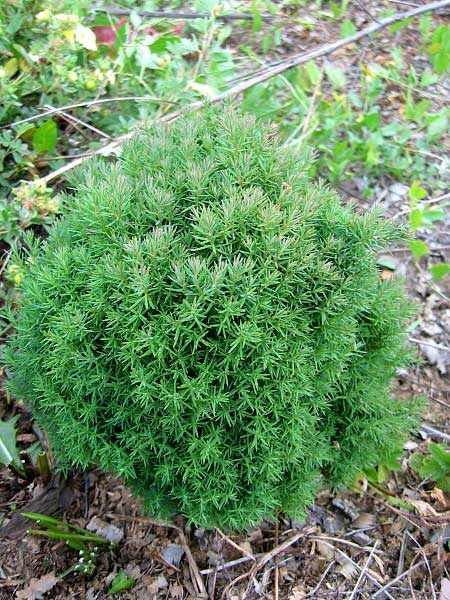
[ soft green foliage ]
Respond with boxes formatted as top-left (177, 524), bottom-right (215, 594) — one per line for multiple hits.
top-left (6, 106), bottom-right (420, 529)
top-left (410, 443), bottom-right (450, 492)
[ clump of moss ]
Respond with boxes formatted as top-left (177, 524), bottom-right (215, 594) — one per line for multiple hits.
top-left (6, 106), bottom-right (419, 529)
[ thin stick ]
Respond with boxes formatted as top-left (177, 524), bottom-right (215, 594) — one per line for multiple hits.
top-left (28, 0), bottom-right (450, 185)
top-left (373, 561), bottom-right (425, 597)
top-left (388, 0), bottom-right (420, 6)
top-left (309, 535), bottom-right (384, 554)
top-left (274, 517), bottom-right (279, 600)
top-left (349, 540), bottom-right (379, 600)
top-left (409, 337), bottom-right (450, 353)
top-left (44, 105), bottom-right (112, 140)
top-left (285, 61), bottom-right (324, 147)
top-left (95, 7), bottom-right (278, 21)
top-left (3, 96), bottom-right (175, 130)
top-left (200, 554), bottom-right (256, 575)
top-left (306, 561), bottom-right (336, 597)
top-left (0, 248), bottom-right (13, 277)
top-left (420, 424), bottom-right (450, 442)
top-left (215, 528), bottom-right (255, 560)
top-left (406, 533), bottom-right (437, 600)
top-left (315, 540), bottom-right (390, 597)
top-left (220, 531), bottom-right (307, 600)
top-left (397, 531), bottom-right (409, 577)
top-left (354, 0), bottom-right (382, 24)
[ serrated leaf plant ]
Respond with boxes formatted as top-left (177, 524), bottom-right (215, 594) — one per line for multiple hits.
top-left (5, 104), bottom-right (421, 530)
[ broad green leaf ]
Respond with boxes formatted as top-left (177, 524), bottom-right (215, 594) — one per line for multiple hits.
top-left (305, 61), bottom-right (320, 85)
top-left (410, 209), bottom-right (423, 230)
top-left (390, 18), bottom-right (413, 34)
top-left (408, 240), bottom-right (429, 261)
top-left (189, 81), bottom-right (217, 98)
top-left (430, 263), bottom-right (450, 280)
top-left (25, 441), bottom-right (42, 465)
top-left (436, 476), bottom-right (450, 492)
top-left (432, 49), bottom-right (449, 73)
top-left (419, 14), bottom-right (432, 37)
top-left (150, 35), bottom-right (181, 54)
top-left (341, 19), bottom-right (356, 38)
top-left (251, 1), bottom-right (263, 32)
top-left (423, 208), bottom-right (446, 223)
top-left (429, 443), bottom-right (450, 467)
top-left (362, 112), bottom-right (380, 131)
top-left (376, 258), bottom-right (396, 270)
top-left (32, 120), bottom-right (57, 154)
top-left (377, 464), bottom-right (389, 483)
top-left (381, 123), bottom-right (401, 137)
top-left (409, 181), bottom-right (427, 201)
top-left (109, 570), bottom-right (135, 594)
top-left (324, 64), bottom-right (346, 89)
top-left (427, 114), bottom-right (448, 137)
top-left (0, 415), bottom-right (24, 475)
top-left (4, 58), bottom-right (18, 78)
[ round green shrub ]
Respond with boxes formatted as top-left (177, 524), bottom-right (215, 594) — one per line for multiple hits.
top-left (6, 106), bottom-right (419, 529)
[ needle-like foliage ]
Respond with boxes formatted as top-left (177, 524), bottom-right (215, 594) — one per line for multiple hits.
top-left (6, 105), bottom-right (420, 530)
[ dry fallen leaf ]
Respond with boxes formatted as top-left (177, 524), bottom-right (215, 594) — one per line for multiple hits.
top-left (146, 574), bottom-right (168, 595)
top-left (431, 488), bottom-right (450, 511)
top-left (16, 572), bottom-right (59, 600)
top-left (169, 583), bottom-right (184, 598)
top-left (160, 543), bottom-right (185, 567)
top-left (86, 516), bottom-right (123, 544)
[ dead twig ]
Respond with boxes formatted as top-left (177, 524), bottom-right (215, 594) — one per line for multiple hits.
top-left (409, 337), bottom-right (450, 354)
top-left (397, 530), bottom-right (409, 577)
top-left (220, 530), bottom-right (308, 600)
top-left (406, 533), bottom-right (437, 600)
top-left (274, 517), bottom-right (279, 600)
top-left (44, 104), bottom-right (111, 140)
top-left (3, 96), bottom-right (175, 130)
top-left (349, 540), bottom-right (380, 600)
top-left (373, 560), bottom-right (425, 597)
top-left (215, 528), bottom-right (255, 560)
top-left (200, 554), bottom-right (256, 576)
top-left (94, 6), bottom-right (278, 21)
top-left (420, 424), bottom-right (450, 442)
top-left (314, 540), bottom-right (390, 598)
top-left (305, 561), bottom-right (336, 597)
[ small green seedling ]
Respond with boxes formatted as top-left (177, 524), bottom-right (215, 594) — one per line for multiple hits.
top-left (108, 570), bottom-right (136, 594)
top-left (22, 512), bottom-right (113, 575)
top-left (410, 443), bottom-right (450, 491)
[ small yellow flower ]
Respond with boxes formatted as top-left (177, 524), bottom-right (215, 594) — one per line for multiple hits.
top-left (63, 29), bottom-right (75, 43)
top-left (85, 78), bottom-right (97, 90)
top-left (45, 198), bottom-right (61, 213)
top-left (6, 264), bottom-right (25, 286)
top-left (36, 9), bottom-right (51, 22)
top-left (67, 71), bottom-right (78, 82)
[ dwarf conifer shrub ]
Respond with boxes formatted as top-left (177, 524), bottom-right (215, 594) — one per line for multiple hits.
top-left (6, 106), bottom-right (420, 530)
